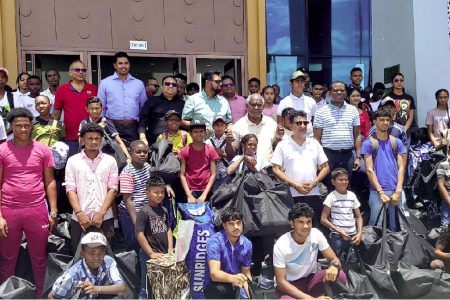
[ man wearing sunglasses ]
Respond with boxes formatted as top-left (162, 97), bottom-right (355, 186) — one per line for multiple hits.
top-left (272, 110), bottom-right (329, 226)
top-left (221, 75), bottom-right (246, 123)
top-left (145, 78), bottom-right (159, 97)
top-left (98, 52), bottom-right (147, 143)
top-left (182, 71), bottom-right (232, 139)
top-left (54, 59), bottom-right (98, 158)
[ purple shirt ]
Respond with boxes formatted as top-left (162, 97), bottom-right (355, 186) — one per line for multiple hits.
top-left (205, 230), bottom-right (252, 287)
top-left (98, 72), bottom-right (147, 121)
top-left (226, 93), bottom-right (247, 123)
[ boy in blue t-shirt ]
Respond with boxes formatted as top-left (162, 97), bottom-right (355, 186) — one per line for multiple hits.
top-left (321, 168), bottom-right (363, 257)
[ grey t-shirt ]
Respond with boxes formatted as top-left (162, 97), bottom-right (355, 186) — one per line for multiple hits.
top-left (437, 160), bottom-right (450, 195)
top-left (135, 204), bottom-right (169, 253)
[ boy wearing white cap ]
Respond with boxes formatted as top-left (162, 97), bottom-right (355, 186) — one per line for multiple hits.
top-left (51, 232), bottom-right (126, 299)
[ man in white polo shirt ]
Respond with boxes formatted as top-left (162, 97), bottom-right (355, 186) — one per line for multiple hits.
top-left (277, 70), bottom-right (317, 137)
top-left (231, 93), bottom-right (283, 161)
top-left (272, 110), bottom-right (329, 226)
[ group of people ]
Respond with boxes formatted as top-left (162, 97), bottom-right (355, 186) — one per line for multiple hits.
top-left (0, 50), bottom-right (449, 299)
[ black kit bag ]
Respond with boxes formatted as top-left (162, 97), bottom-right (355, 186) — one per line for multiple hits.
top-left (359, 205), bottom-right (434, 269)
top-left (392, 261), bottom-right (450, 299)
top-left (149, 139), bottom-right (180, 186)
top-left (211, 171), bottom-right (294, 236)
top-left (0, 276), bottom-right (36, 299)
top-left (101, 131), bottom-right (128, 171)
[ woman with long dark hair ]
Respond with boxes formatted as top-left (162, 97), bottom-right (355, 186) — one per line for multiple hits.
top-left (425, 89), bottom-right (450, 148)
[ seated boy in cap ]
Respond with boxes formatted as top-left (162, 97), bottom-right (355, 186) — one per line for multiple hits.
top-left (178, 119), bottom-right (220, 203)
top-left (50, 232), bottom-right (126, 299)
top-left (157, 110), bottom-right (192, 154)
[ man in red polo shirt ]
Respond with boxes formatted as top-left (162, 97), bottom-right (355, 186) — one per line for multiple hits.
top-left (53, 60), bottom-right (98, 157)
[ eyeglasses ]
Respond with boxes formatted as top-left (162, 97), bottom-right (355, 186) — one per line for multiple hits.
top-left (149, 84), bottom-right (160, 89)
top-left (332, 89), bottom-right (346, 93)
top-left (71, 68), bottom-right (87, 73)
top-left (293, 120), bottom-right (309, 126)
top-left (222, 83), bottom-right (234, 88)
top-left (210, 80), bottom-right (222, 85)
top-left (393, 79), bottom-right (404, 83)
top-left (164, 82), bottom-right (177, 88)
top-left (249, 102), bottom-right (263, 108)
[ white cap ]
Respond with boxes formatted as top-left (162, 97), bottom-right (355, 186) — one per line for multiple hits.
top-left (81, 232), bottom-right (107, 247)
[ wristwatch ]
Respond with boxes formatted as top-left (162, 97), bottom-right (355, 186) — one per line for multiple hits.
top-left (49, 211), bottom-right (58, 218)
top-left (330, 261), bottom-right (341, 270)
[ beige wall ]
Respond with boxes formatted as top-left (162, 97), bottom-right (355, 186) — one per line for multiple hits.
top-left (0, 1), bottom-right (18, 87)
top-left (246, 0), bottom-right (267, 88)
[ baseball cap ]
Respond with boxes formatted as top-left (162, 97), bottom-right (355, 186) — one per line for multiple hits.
top-left (380, 98), bottom-right (395, 107)
top-left (190, 118), bottom-right (206, 129)
top-left (164, 110), bottom-right (181, 120)
top-left (0, 67), bottom-right (9, 77)
top-left (290, 70), bottom-right (305, 81)
top-left (81, 232), bottom-right (107, 248)
top-left (212, 115), bottom-right (227, 125)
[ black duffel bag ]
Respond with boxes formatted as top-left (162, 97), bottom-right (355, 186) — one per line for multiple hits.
top-left (359, 205), bottom-right (434, 269)
top-left (211, 171), bottom-right (294, 236)
top-left (149, 139), bottom-right (180, 186)
top-left (102, 131), bottom-right (128, 171)
top-left (0, 276), bottom-right (36, 299)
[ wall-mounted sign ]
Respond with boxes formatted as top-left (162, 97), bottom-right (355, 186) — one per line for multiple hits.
top-left (129, 40), bottom-right (148, 50)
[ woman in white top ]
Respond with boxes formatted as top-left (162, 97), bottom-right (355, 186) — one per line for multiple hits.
top-left (425, 89), bottom-right (450, 148)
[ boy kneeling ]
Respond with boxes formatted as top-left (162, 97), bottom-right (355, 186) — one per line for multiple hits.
top-left (51, 232), bottom-right (126, 299)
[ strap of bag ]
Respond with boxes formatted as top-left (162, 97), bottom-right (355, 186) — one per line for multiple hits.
top-left (7, 92), bottom-right (14, 109)
top-left (234, 275), bottom-right (253, 299)
top-left (210, 138), bottom-right (230, 167)
top-left (47, 119), bottom-right (58, 146)
top-left (370, 135), bottom-right (397, 160)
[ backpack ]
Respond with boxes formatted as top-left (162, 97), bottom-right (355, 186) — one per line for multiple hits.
top-left (369, 135), bottom-right (398, 160)
top-left (209, 137), bottom-right (229, 167)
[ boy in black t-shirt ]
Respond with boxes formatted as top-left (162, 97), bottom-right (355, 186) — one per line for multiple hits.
top-left (135, 175), bottom-right (173, 299)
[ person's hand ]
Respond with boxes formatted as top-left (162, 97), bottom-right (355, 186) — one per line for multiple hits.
top-left (0, 217), bottom-right (8, 238)
top-left (91, 212), bottom-right (105, 228)
top-left (49, 215), bottom-right (58, 232)
top-left (390, 190), bottom-right (401, 206)
top-left (379, 192), bottom-right (391, 204)
top-left (294, 183), bottom-right (309, 195)
top-left (352, 233), bottom-right (362, 245)
top-left (140, 137), bottom-right (148, 146)
top-left (166, 185), bottom-right (175, 199)
top-left (206, 127), bottom-right (213, 136)
top-left (226, 123), bottom-right (234, 133)
top-left (215, 148), bottom-right (225, 157)
top-left (77, 212), bottom-right (91, 231)
top-left (150, 252), bottom-right (163, 259)
top-left (197, 194), bottom-right (207, 203)
top-left (353, 158), bottom-right (361, 171)
top-left (338, 230), bottom-right (351, 240)
top-left (244, 156), bottom-right (257, 167)
top-left (325, 265), bottom-right (339, 282)
top-left (230, 273), bottom-right (248, 288)
top-left (126, 158), bottom-right (132, 164)
top-left (302, 181), bottom-right (316, 194)
top-left (79, 280), bottom-right (99, 295)
top-left (187, 194), bottom-right (197, 203)
top-left (275, 125), bottom-right (285, 140)
top-left (226, 131), bottom-right (235, 144)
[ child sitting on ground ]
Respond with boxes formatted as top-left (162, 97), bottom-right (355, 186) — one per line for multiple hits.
top-left (157, 110), bottom-right (192, 154)
top-left (320, 168), bottom-right (363, 258)
top-left (206, 115), bottom-right (232, 191)
top-left (227, 134), bottom-right (270, 175)
top-left (178, 119), bottom-right (219, 203)
top-left (135, 175), bottom-right (174, 299)
top-left (51, 232), bottom-right (126, 299)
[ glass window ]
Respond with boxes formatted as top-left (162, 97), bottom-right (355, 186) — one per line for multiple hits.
top-left (267, 55), bottom-right (307, 98)
top-left (32, 54), bottom-right (80, 89)
top-left (331, 57), bottom-right (370, 87)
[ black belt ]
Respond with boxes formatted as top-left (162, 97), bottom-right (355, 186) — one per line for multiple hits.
top-left (323, 147), bottom-right (353, 153)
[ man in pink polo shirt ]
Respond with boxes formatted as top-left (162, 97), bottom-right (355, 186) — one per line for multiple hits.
top-left (65, 122), bottom-right (119, 254)
top-left (0, 108), bottom-right (58, 298)
top-left (221, 75), bottom-right (247, 123)
top-left (53, 59), bottom-right (98, 158)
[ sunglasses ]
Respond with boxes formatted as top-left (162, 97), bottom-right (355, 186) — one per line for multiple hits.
top-left (149, 84), bottom-right (160, 89)
top-left (210, 79), bottom-right (222, 85)
top-left (222, 83), bottom-right (235, 88)
top-left (293, 120), bottom-right (309, 126)
top-left (164, 82), bottom-right (177, 87)
top-left (393, 79), bottom-right (404, 83)
top-left (71, 68), bottom-right (87, 73)
top-left (249, 102), bottom-right (264, 108)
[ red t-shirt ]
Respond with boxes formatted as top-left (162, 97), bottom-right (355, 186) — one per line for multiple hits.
top-left (178, 144), bottom-right (219, 191)
top-left (0, 141), bottom-right (55, 208)
top-left (54, 81), bottom-right (98, 140)
top-left (359, 110), bottom-right (371, 139)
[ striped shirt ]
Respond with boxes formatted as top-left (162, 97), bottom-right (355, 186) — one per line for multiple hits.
top-left (323, 190), bottom-right (361, 235)
top-left (314, 102), bottom-right (360, 150)
top-left (119, 162), bottom-right (151, 211)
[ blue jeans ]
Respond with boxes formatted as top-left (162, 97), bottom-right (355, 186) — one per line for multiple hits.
top-left (118, 206), bottom-right (140, 253)
top-left (139, 250), bottom-right (150, 299)
top-left (329, 232), bottom-right (356, 263)
top-left (369, 190), bottom-right (405, 231)
top-left (441, 201), bottom-right (450, 225)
